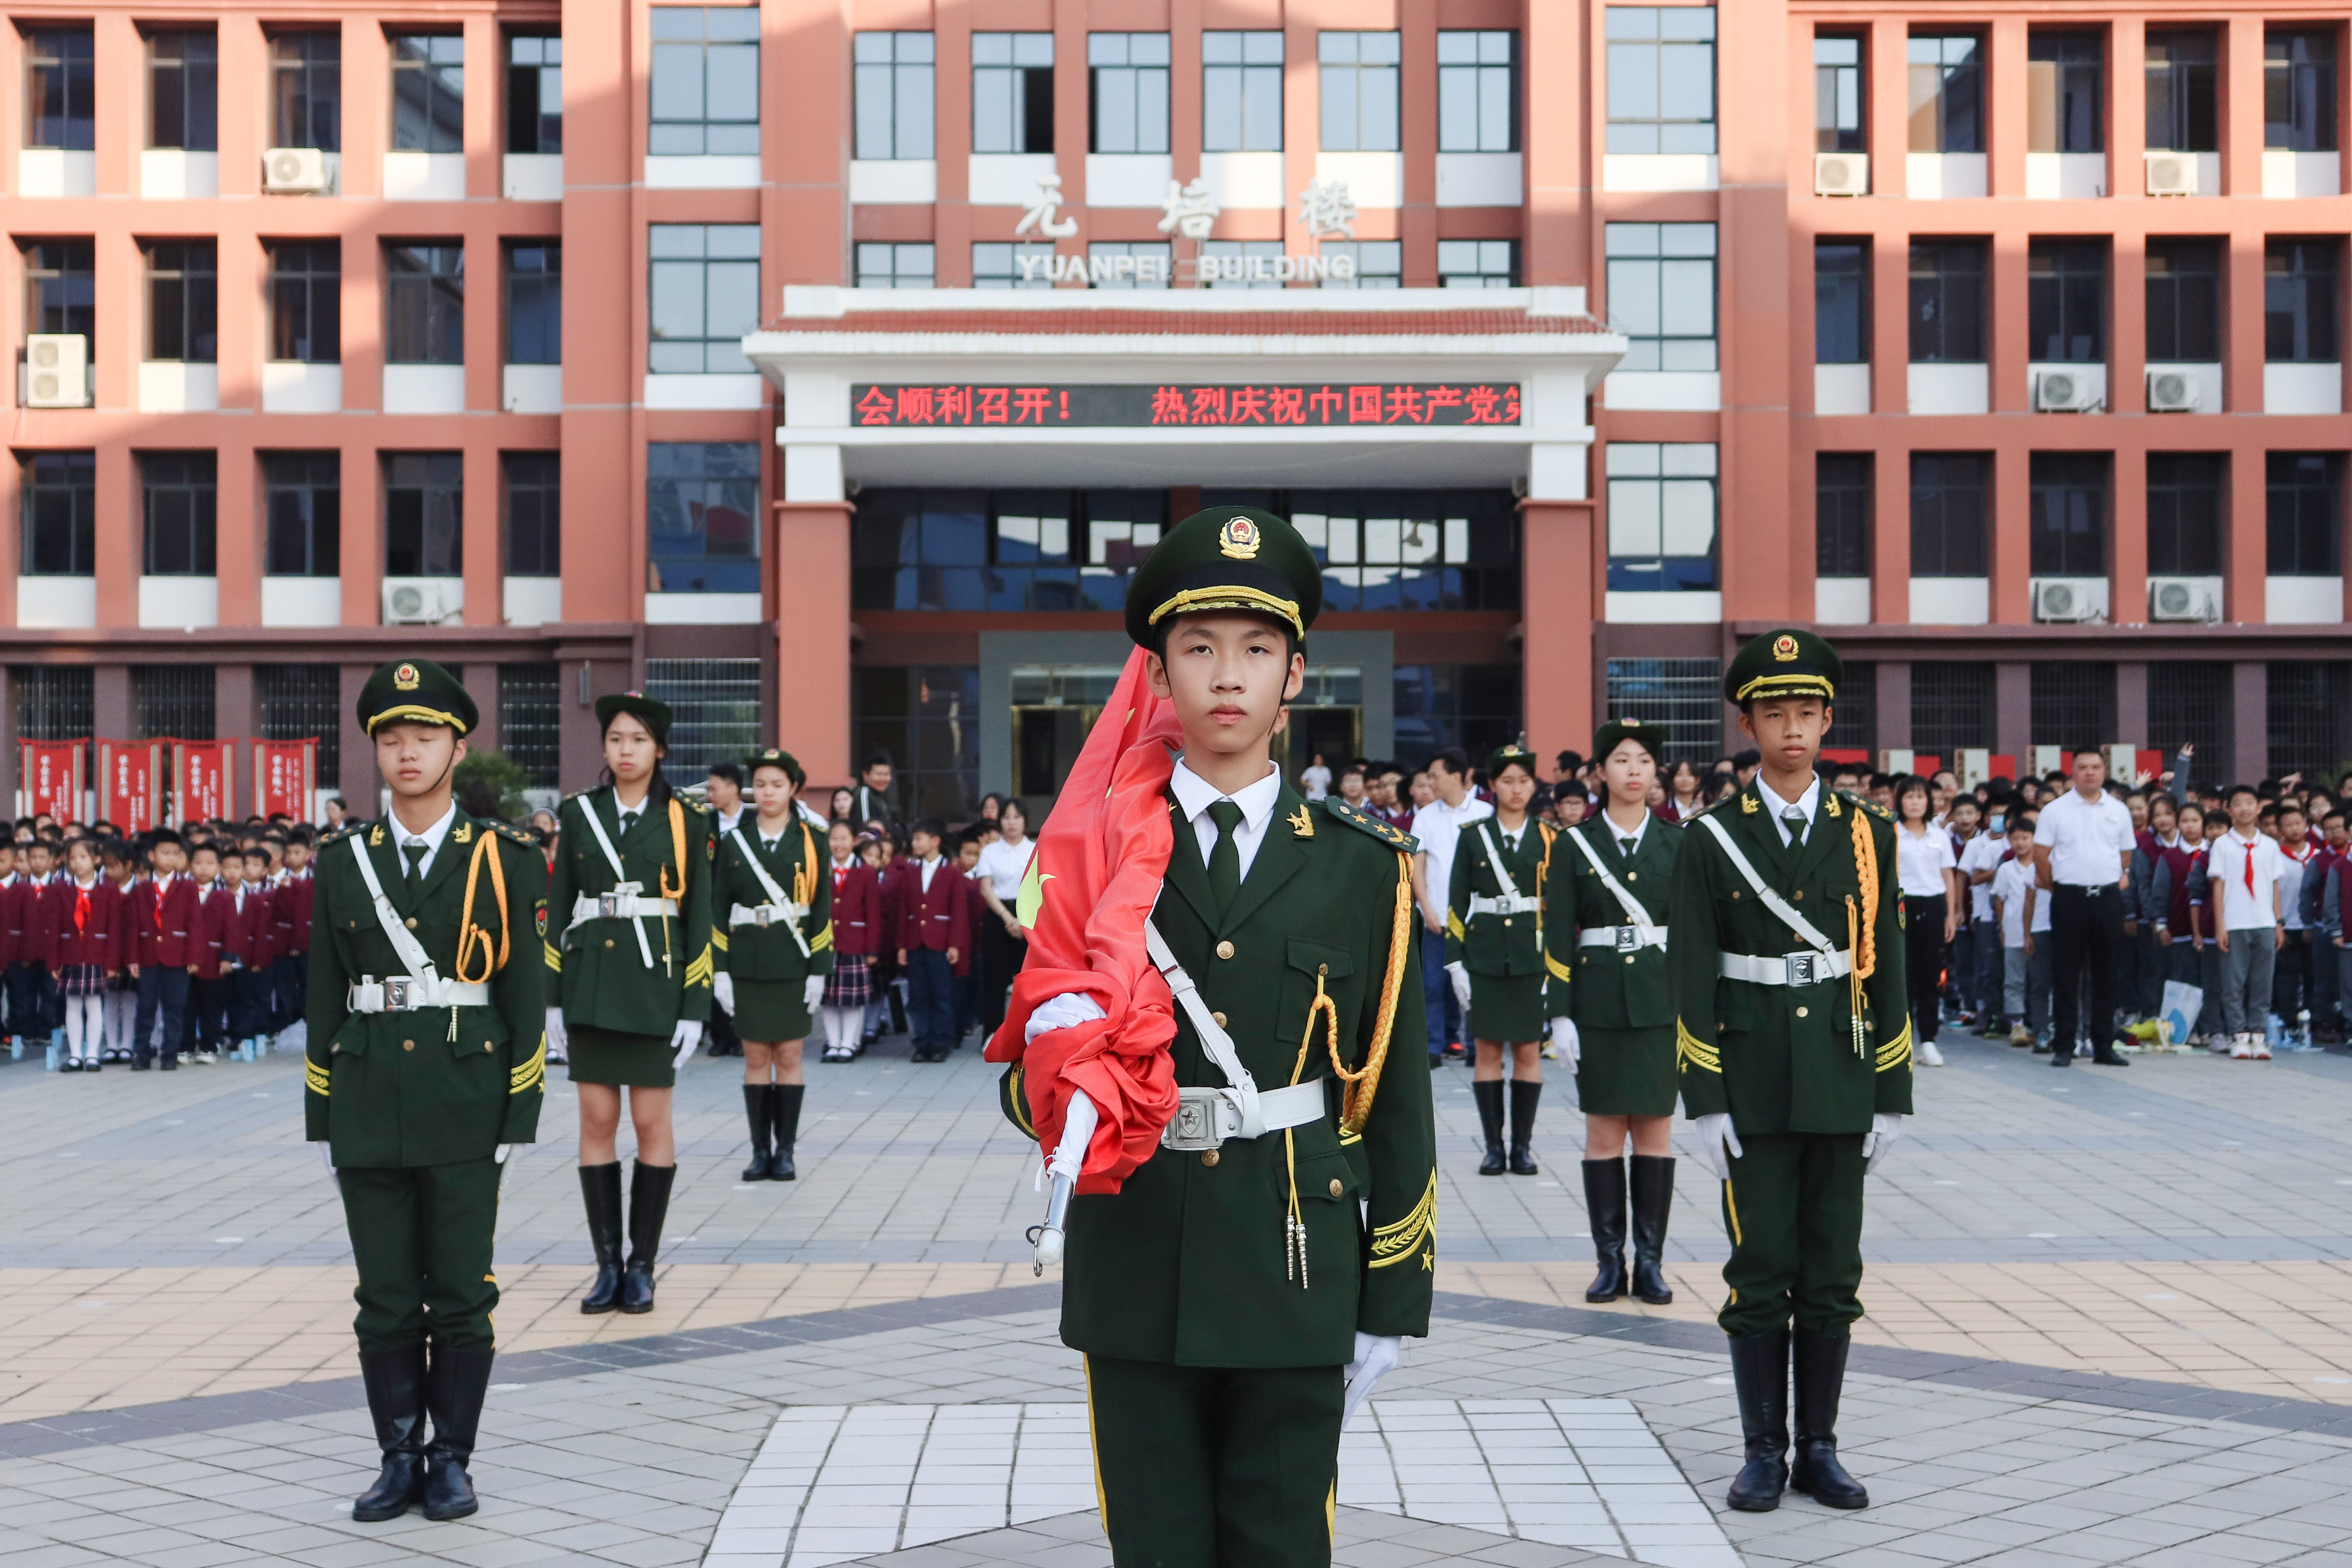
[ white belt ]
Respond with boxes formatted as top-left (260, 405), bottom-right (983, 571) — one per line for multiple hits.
top-left (1161, 1080), bottom-right (1327, 1152)
top-left (730, 901), bottom-right (805, 929)
top-left (1468, 891), bottom-right (1543, 916)
top-left (1579, 925), bottom-right (1668, 952)
top-left (1719, 948), bottom-right (1854, 986)
top-left (347, 976), bottom-right (491, 1013)
top-left (573, 893), bottom-right (678, 922)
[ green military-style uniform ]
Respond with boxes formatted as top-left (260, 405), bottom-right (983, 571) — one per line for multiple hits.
top-left (1669, 629), bottom-right (1910, 1514)
top-left (305, 657), bottom-right (547, 1523)
top-left (1445, 741), bottom-right (1555, 1180)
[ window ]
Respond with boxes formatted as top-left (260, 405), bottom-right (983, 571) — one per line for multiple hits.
top-left (263, 452), bottom-right (339, 577)
top-left (2146, 32), bottom-right (2217, 153)
top-left (1602, 658), bottom-right (1723, 764)
top-left (507, 36), bottom-right (561, 154)
top-left (19, 452), bottom-right (95, 577)
top-left (390, 36), bottom-right (463, 153)
top-left (2025, 32), bottom-right (2102, 154)
top-left (852, 666), bottom-right (979, 817)
top-left (2147, 452), bottom-right (2224, 576)
top-left (1607, 223), bottom-right (1715, 371)
top-left (23, 240), bottom-right (95, 354)
top-left (854, 489), bottom-right (1167, 611)
top-left (1816, 240), bottom-right (1868, 363)
top-left (1439, 239), bottom-right (1517, 288)
top-left (2028, 241), bottom-right (2105, 362)
top-left (1319, 32), bottom-right (1400, 152)
top-left (150, 32), bottom-right (218, 151)
top-left (2029, 453), bottom-right (2108, 576)
top-left (1286, 491), bottom-right (1520, 611)
top-left (498, 663), bottom-right (562, 789)
top-left (1439, 32), bottom-right (1517, 153)
top-left (648, 442), bottom-right (759, 594)
top-left (1606, 443), bottom-right (1718, 592)
top-left (2030, 664), bottom-right (2115, 754)
top-left (1910, 453), bottom-right (1988, 576)
top-left (1090, 34), bottom-right (1168, 155)
top-left (973, 33), bottom-right (1053, 155)
top-left (2150, 661), bottom-right (2232, 768)
top-left (649, 7), bottom-right (759, 157)
top-left (145, 242), bottom-right (216, 364)
top-left (272, 33), bottom-right (341, 150)
top-left (1909, 241), bottom-right (1985, 362)
top-left (2268, 663), bottom-right (2352, 782)
top-left (1203, 32), bottom-right (1282, 152)
top-left (1394, 665), bottom-right (1521, 775)
top-left (1816, 453), bottom-right (1872, 577)
top-left (505, 243), bottom-right (559, 364)
top-left (1081, 241), bottom-right (1170, 290)
top-left (385, 244), bottom-right (463, 365)
top-left (1907, 34), bottom-right (1983, 153)
top-left (259, 664), bottom-right (340, 785)
top-left (1829, 662), bottom-right (1877, 755)
top-left (1607, 9), bottom-right (1715, 155)
top-left (649, 224), bottom-right (758, 370)
top-left (1814, 35), bottom-right (1864, 154)
top-left (973, 241), bottom-right (1057, 290)
top-left (504, 451), bottom-right (559, 577)
top-left (268, 241), bottom-right (340, 363)
top-left (13, 666), bottom-right (91, 741)
top-left (853, 32), bottom-right (932, 160)
top-left (141, 452), bottom-right (215, 576)
top-left (2268, 32), bottom-right (2338, 152)
top-left (26, 29), bottom-right (94, 151)
top-left (2267, 452), bottom-right (2343, 576)
top-left (2266, 241), bottom-right (2340, 363)
top-left (1201, 240), bottom-right (1283, 291)
top-left (385, 454), bottom-right (463, 577)
top-left (1319, 241), bottom-right (1401, 290)
top-left (853, 241), bottom-right (933, 291)
top-left (1911, 663), bottom-right (1995, 756)
top-left (132, 666), bottom-right (212, 741)
top-left (2146, 239), bottom-right (2220, 362)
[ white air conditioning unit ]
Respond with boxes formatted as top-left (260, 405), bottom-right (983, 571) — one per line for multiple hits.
top-left (382, 580), bottom-right (452, 625)
top-left (2034, 368), bottom-right (2099, 412)
top-left (263, 146), bottom-right (330, 193)
top-left (2032, 578), bottom-right (2105, 623)
top-left (1813, 151), bottom-right (1868, 197)
top-left (2145, 150), bottom-right (2199, 196)
top-left (2146, 368), bottom-right (2200, 412)
top-left (2148, 575), bottom-right (2222, 623)
top-left (23, 334), bottom-right (87, 408)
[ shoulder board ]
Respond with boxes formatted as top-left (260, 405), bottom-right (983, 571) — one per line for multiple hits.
top-left (1695, 793), bottom-right (1743, 818)
top-left (1843, 791), bottom-right (1893, 823)
top-left (680, 797), bottom-right (709, 815)
top-left (318, 822), bottom-right (365, 845)
top-left (491, 822), bottom-right (537, 845)
top-left (1319, 796), bottom-right (1419, 854)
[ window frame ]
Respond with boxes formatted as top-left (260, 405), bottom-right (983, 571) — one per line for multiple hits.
top-left (263, 450), bottom-right (341, 577)
top-left (649, 223), bottom-right (761, 370)
top-left (1907, 33), bottom-right (1984, 153)
top-left (139, 450), bottom-right (217, 577)
top-left (1437, 30), bottom-right (1518, 154)
top-left (1815, 452), bottom-right (1873, 578)
top-left (1909, 239), bottom-right (1987, 364)
top-left (2266, 239), bottom-right (2341, 364)
top-left (2028, 451), bottom-right (2110, 577)
top-left (853, 31), bottom-right (933, 161)
top-left (22, 238), bottom-right (95, 356)
top-left (1437, 239), bottom-right (1518, 289)
top-left (267, 240), bottom-right (341, 364)
top-left (504, 241), bottom-right (561, 364)
top-left (1605, 442), bottom-right (1720, 592)
top-left (1088, 33), bottom-right (1170, 155)
top-left (383, 451), bottom-right (465, 578)
top-left (853, 241), bottom-right (934, 291)
top-left (503, 450), bottom-right (561, 577)
top-left (148, 30), bottom-right (218, 152)
top-left (25, 27), bottom-right (95, 152)
top-left (1319, 31), bottom-right (1402, 153)
top-left (2267, 30), bottom-right (2338, 153)
top-left (647, 441), bottom-right (762, 595)
top-left (1606, 223), bottom-right (1717, 372)
top-left (1203, 31), bottom-right (1283, 153)
top-left (506, 34), bottom-right (561, 155)
top-left (1815, 238), bottom-right (1869, 364)
top-left (648, 6), bottom-right (761, 158)
top-left (1606, 7), bottom-right (1717, 156)
top-left (2027, 31), bottom-right (2104, 154)
top-left (384, 241), bottom-right (465, 366)
top-left (1318, 240), bottom-right (1402, 291)
top-left (270, 32), bottom-right (342, 151)
top-left (144, 240), bottom-right (217, 365)
top-left (2146, 238), bottom-right (2221, 363)
top-left (2027, 240), bottom-right (2107, 364)
top-left (390, 34), bottom-right (464, 154)
top-left (19, 450), bottom-right (96, 578)
top-left (1909, 452), bottom-right (1989, 577)
top-left (2267, 451), bottom-right (2343, 577)
top-left (2147, 451), bottom-right (2225, 577)
top-left (972, 32), bottom-right (1054, 155)
top-left (1814, 34), bottom-right (1864, 155)
top-left (2145, 30), bottom-right (2219, 154)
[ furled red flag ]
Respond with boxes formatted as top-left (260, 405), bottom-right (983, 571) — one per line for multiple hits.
top-left (985, 647), bottom-right (1183, 1193)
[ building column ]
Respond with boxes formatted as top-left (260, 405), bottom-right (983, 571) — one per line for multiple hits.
top-left (463, 664), bottom-right (499, 757)
top-left (775, 498), bottom-right (854, 792)
top-left (95, 666), bottom-right (131, 744)
top-left (2116, 662), bottom-right (2149, 759)
top-left (1876, 662), bottom-right (1910, 757)
top-left (1520, 499), bottom-right (1594, 773)
top-left (2233, 661), bottom-right (2267, 785)
top-left (1996, 662), bottom-right (2031, 764)
top-left (341, 664), bottom-right (377, 811)
top-left (216, 666), bottom-right (255, 811)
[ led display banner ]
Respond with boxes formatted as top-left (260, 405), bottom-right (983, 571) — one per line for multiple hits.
top-left (852, 382), bottom-right (1523, 429)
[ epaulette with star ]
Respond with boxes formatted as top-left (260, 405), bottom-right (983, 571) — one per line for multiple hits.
top-left (318, 821), bottom-right (367, 845)
top-left (1319, 795), bottom-right (1419, 854)
top-left (491, 821), bottom-right (538, 845)
top-left (680, 796), bottom-right (709, 815)
top-left (1842, 790), bottom-right (1893, 822)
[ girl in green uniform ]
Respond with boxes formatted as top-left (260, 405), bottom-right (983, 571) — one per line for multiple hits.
top-left (546, 692), bottom-right (715, 1314)
top-left (711, 749), bottom-right (833, 1182)
top-left (1445, 744), bottom-right (1557, 1177)
top-left (1543, 719), bottom-right (1680, 1305)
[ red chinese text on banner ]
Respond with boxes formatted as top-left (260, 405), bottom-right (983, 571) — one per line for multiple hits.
top-left (174, 741), bottom-right (233, 823)
top-left (97, 741), bottom-right (162, 834)
top-left (19, 741), bottom-right (84, 824)
top-left (253, 740), bottom-right (317, 820)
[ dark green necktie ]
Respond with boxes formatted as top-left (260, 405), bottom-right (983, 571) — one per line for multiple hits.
top-left (1206, 800), bottom-right (1244, 918)
top-left (621, 809), bottom-right (639, 836)
top-left (402, 842), bottom-right (427, 888)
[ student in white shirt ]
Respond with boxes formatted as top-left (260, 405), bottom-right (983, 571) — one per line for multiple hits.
top-left (2275, 801), bottom-right (2316, 1039)
top-left (1991, 820), bottom-right (2052, 1045)
top-left (972, 799), bottom-right (1036, 1040)
top-left (2211, 784), bottom-right (2288, 1058)
top-left (1952, 797), bottom-right (2002, 1030)
top-left (1893, 777), bottom-right (1958, 1067)
top-left (1409, 748), bottom-right (1492, 1063)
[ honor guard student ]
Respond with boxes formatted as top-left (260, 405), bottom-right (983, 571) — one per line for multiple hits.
top-left (305, 659), bottom-right (548, 1524)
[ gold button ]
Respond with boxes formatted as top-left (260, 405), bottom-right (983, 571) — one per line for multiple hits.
top-left (1318, 963), bottom-right (1328, 976)
top-left (483, 1042), bottom-right (494, 1053)
top-left (1201, 1150), bottom-right (1219, 1168)
top-left (605, 939), bottom-right (615, 948)
top-left (330, 1042), bottom-right (340, 1053)
top-left (1627, 872), bottom-right (1638, 882)
top-left (1216, 941), bottom-right (1235, 960)
top-left (1328, 1178), bottom-right (1344, 1198)
top-left (1625, 955), bottom-right (1636, 964)
top-left (1212, 1011), bottom-right (1227, 1027)
top-left (405, 917), bottom-right (418, 929)
top-left (1731, 890), bottom-right (1742, 900)
top-left (1792, 890), bottom-right (1803, 901)
top-left (403, 1039), bottom-right (416, 1050)
top-left (1503, 918), bottom-right (1512, 928)
top-left (1796, 1006), bottom-right (1809, 1018)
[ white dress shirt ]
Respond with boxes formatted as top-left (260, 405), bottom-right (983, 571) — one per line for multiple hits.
top-left (915, 854), bottom-right (944, 894)
top-left (1595, 806), bottom-right (1649, 858)
top-left (387, 800), bottom-right (459, 880)
top-left (1755, 774), bottom-right (1823, 848)
top-left (1410, 791), bottom-right (1494, 916)
top-left (2034, 787), bottom-right (2135, 887)
top-left (1170, 758), bottom-right (1284, 881)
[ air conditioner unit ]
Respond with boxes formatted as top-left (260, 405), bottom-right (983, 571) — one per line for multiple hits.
top-left (1813, 151), bottom-right (1868, 197)
top-left (263, 146), bottom-right (330, 193)
top-left (382, 580), bottom-right (452, 625)
top-left (2032, 578), bottom-right (2103, 623)
top-left (2146, 368), bottom-right (2200, 412)
top-left (2148, 575), bottom-right (2222, 623)
top-left (2034, 368), bottom-right (2098, 412)
top-left (23, 334), bottom-right (87, 408)
top-left (2145, 150), bottom-right (2199, 196)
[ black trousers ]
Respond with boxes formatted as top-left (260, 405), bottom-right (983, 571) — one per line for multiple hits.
top-left (134, 968), bottom-right (190, 1064)
top-left (1903, 893), bottom-right (1948, 1043)
top-left (2050, 883), bottom-right (2124, 1059)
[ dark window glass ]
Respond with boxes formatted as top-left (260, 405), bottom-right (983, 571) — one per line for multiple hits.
top-left (1816, 240), bottom-right (1868, 363)
top-left (390, 35), bottom-right (463, 153)
top-left (2028, 32), bottom-right (2102, 153)
top-left (1395, 664), bottom-right (1522, 775)
top-left (1203, 32), bottom-right (1283, 152)
top-left (649, 6), bottom-right (760, 156)
top-left (145, 241), bottom-right (217, 364)
top-left (2148, 453), bottom-right (2225, 576)
top-left (1815, 35), bottom-right (1863, 154)
top-left (2150, 661), bottom-right (2232, 770)
top-left (506, 36), bottom-right (560, 154)
top-left (150, 32), bottom-right (218, 151)
top-left (504, 451), bottom-right (560, 577)
top-left (2266, 30), bottom-right (2336, 152)
top-left (2267, 451), bottom-right (2343, 576)
top-left (1832, 661), bottom-right (1878, 756)
top-left (272, 33), bottom-right (341, 150)
top-left (1910, 453), bottom-right (1987, 577)
top-left (505, 244), bottom-right (560, 365)
top-left (1909, 241), bottom-right (1985, 362)
top-left (26, 28), bottom-right (94, 150)
top-left (141, 451), bottom-right (216, 576)
top-left (385, 243), bottom-right (463, 365)
top-left (385, 454), bottom-right (463, 577)
top-left (268, 241), bottom-right (340, 363)
top-left (263, 451), bottom-right (339, 577)
top-left (1816, 453), bottom-right (1872, 577)
top-left (1437, 30), bottom-right (1516, 153)
top-left (498, 662), bottom-right (562, 788)
top-left (2146, 31), bottom-right (2218, 152)
top-left (12, 665), bottom-right (92, 740)
top-left (1911, 662), bottom-right (1995, 755)
top-left (2146, 239), bottom-right (2221, 363)
top-left (19, 451), bottom-right (95, 577)
top-left (973, 32), bottom-right (1055, 154)
top-left (2267, 662), bottom-right (2352, 782)
top-left (648, 442), bottom-right (760, 593)
top-left (2030, 664), bottom-right (2116, 754)
top-left (2029, 452), bottom-right (2108, 576)
top-left (2028, 241), bottom-right (2106, 362)
top-left (854, 32), bottom-right (932, 159)
top-left (1907, 34), bottom-right (1981, 152)
top-left (1603, 658), bottom-right (1724, 765)
top-left (851, 665), bottom-right (979, 818)
top-left (647, 658), bottom-right (763, 786)
top-left (23, 240), bottom-right (95, 357)
top-left (258, 663), bottom-right (340, 785)
top-left (2266, 241), bottom-right (2340, 363)
top-left (132, 665), bottom-right (213, 741)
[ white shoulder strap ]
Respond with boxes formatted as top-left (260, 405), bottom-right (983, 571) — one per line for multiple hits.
top-left (346, 833), bottom-right (442, 986)
top-left (575, 794), bottom-right (628, 880)
top-left (1144, 900), bottom-right (1265, 1138)
top-left (1566, 824), bottom-right (1659, 936)
top-left (729, 827), bottom-right (793, 907)
top-left (1694, 811), bottom-right (1838, 957)
top-left (1473, 821), bottom-right (1517, 894)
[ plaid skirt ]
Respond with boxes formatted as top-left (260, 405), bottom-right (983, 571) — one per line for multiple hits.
top-left (58, 964), bottom-right (105, 997)
top-left (823, 954), bottom-right (873, 1008)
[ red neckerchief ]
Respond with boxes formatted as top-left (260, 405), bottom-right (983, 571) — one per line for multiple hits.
top-left (73, 879), bottom-right (91, 936)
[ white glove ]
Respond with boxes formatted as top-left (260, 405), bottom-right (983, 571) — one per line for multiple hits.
top-left (1447, 961), bottom-right (1472, 1014)
top-left (1694, 1113), bottom-right (1744, 1181)
top-left (1343, 1332), bottom-right (1402, 1426)
top-left (1862, 1112), bottom-right (1905, 1174)
top-left (713, 973), bottom-right (736, 1014)
top-left (670, 1019), bottom-right (703, 1069)
top-left (313, 1140), bottom-right (334, 1174)
top-left (804, 974), bottom-right (826, 1011)
top-left (1548, 1017), bottom-right (1580, 1070)
top-left (494, 1143), bottom-right (515, 1164)
top-left (544, 1007), bottom-right (568, 1056)
top-left (1047, 1088), bottom-right (1099, 1184)
top-left (1026, 991), bottom-right (1108, 1044)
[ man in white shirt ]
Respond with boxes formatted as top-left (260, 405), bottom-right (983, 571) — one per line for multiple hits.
top-left (1299, 753), bottom-right (1332, 801)
top-left (2031, 750), bottom-right (2137, 1067)
top-left (2211, 784), bottom-right (2288, 1058)
top-left (1410, 747), bottom-right (1492, 1063)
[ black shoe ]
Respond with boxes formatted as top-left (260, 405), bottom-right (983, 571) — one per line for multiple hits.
top-left (1429, 1053), bottom-right (1444, 1068)
top-left (619, 1161), bottom-right (676, 1314)
top-left (770, 1083), bottom-right (804, 1181)
top-left (2089, 1050), bottom-right (2131, 1067)
top-left (578, 1162), bottom-right (624, 1314)
top-left (740, 1084), bottom-right (775, 1181)
top-left (58, 1059), bottom-right (79, 1073)
top-left (351, 1345), bottom-right (430, 1522)
top-left (1472, 1080), bottom-right (1507, 1176)
top-left (160, 1056), bottom-right (178, 1071)
top-left (1725, 1329), bottom-right (1791, 1512)
top-left (2049, 1051), bottom-right (2072, 1067)
top-left (1580, 1159), bottom-right (1628, 1302)
top-left (82, 1059), bottom-right (99, 1073)
top-left (421, 1345), bottom-right (494, 1521)
top-left (1628, 1155), bottom-right (1675, 1305)
top-left (131, 1057), bottom-right (152, 1072)
top-left (1507, 1079), bottom-right (1541, 1175)
top-left (1790, 1331), bottom-right (1868, 1509)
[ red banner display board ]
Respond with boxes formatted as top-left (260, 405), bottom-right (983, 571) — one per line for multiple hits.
top-left (254, 740), bottom-right (317, 820)
top-left (19, 740), bottom-right (84, 823)
top-left (173, 741), bottom-right (233, 824)
top-left (97, 741), bottom-right (163, 833)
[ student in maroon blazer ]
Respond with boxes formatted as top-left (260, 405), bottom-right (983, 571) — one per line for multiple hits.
top-left (183, 844), bottom-right (241, 1063)
top-left (892, 818), bottom-right (970, 1063)
top-left (273, 834), bottom-right (315, 1034)
top-left (126, 830), bottom-right (200, 1070)
top-left (868, 836), bottom-right (911, 1038)
top-left (817, 822), bottom-right (879, 1063)
top-left (47, 839), bottom-right (118, 1070)
top-left (232, 847), bottom-right (277, 1047)
top-left (5, 842), bottom-right (56, 1050)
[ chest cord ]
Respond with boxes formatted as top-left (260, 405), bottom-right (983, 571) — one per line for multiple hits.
top-left (451, 831), bottom-right (512, 1040)
top-left (1846, 808), bottom-right (1878, 1059)
top-left (659, 799), bottom-right (687, 980)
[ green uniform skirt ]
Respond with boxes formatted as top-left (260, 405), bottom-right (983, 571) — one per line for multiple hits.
top-left (731, 979), bottom-right (812, 1044)
top-left (1572, 1023), bottom-right (1678, 1117)
top-left (566, 1025), bottom-right (677, 1089)
top-left (1468, 971), bottom-right (1546, 1045)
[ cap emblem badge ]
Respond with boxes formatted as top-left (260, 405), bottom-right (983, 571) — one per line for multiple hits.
top-left (1218, 515), bottom-right (1262, 560)
top-left (394, 663), bottom-right (421, 691)
top-left (1771, 635), bottom-right (1799, 662)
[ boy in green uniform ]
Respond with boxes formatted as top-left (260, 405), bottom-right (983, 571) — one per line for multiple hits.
top-left (305, 659), bottom-right (548, 1522)
top-left (1668, 630), bottom-right (1909, 1514)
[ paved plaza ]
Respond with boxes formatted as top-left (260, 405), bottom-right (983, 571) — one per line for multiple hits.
top-left (0, 1028), bottom-right (2350, 1565)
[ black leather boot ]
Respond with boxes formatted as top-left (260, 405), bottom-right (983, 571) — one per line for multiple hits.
top-left (740, 1084), bottom-right (774, 1181)
top-left (1725, 1329), bottom-right (1791, 1512)
top-left (1790, 1330), bottom-right (1869, 1509)
top-left (1580, 1158), bottom-right (1628, 1301)
top-left (771, 1083), bottom-right (804, 1180)
top-left (577, 1162), bottom-right (624, 1314)
top-left (350, 1345), bottom-right (429, 1521)
top-left (1628, 1154), bottom-right (1675, 1304)
top-left (421, 1344), bottom-right (495, 1521)
top-left (619, 1161), bottom-right (676, 1313)
top-left (1507, 1078), bottom-right (1541, 1175)
top-left (1472, 1080), bottom-right (1507, 1175)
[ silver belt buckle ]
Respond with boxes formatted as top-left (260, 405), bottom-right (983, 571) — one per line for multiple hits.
top-left (1161, 1087), bottom-right (1234, 1152)
top-left (598, 892), bottom-right (622, 919)
top-left (1614, 926), bottom-right (1640, 953)
top-left (382, 977), bottom-right (413, 1011)
top-left (1784, 953), bottom-right (1818, 987)
top-left (754, 906), bottom-right (774, 927)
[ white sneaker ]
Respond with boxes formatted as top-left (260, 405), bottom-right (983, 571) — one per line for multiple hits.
top-left (1917, 1040), bottom-right (1946, 1067)
top-left (2254, 1035), bottom-right (2274, 1060)
top-left (2229, 1033), bottom-right (2255, 1059)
